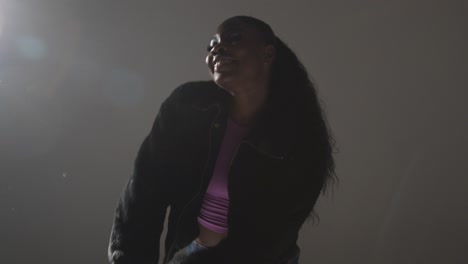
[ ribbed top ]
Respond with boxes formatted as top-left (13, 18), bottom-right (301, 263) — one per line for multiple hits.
top-left (197, 117), bottom-right (250, 235)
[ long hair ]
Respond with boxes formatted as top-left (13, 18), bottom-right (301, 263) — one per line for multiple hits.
top-left (220, 16), bottom-right (338, 223)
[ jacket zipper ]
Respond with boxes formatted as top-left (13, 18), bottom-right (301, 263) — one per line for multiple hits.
top-left (226, 140), bottom-right (241, 237)
top-left (166, 104), bottom-right (221, 261)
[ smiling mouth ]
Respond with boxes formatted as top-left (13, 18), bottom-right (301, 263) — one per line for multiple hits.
top-left (214, 60), bottom-right (236, 71)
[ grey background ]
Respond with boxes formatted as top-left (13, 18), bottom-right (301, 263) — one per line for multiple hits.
top-left (1, 0), bottom-right (467, 263)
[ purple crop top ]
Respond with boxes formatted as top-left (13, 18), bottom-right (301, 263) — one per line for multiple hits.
top-left (197, 117), bottom-right (250, 235)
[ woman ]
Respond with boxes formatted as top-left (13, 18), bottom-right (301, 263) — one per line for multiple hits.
top-left (108, 15), bottom-right (337, 264)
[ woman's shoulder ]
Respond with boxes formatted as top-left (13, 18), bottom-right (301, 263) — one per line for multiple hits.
top-left (167, 80), bottom-right (227, 109)
top-left (170, 80), bottom-right (219, 99)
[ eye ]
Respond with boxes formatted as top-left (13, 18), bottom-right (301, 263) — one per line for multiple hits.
top-left (228, 34), bottom-right (241, 43)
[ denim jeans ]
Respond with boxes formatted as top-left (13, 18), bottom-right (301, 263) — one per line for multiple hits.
top-left (166, 239), bottom-right (300, 264)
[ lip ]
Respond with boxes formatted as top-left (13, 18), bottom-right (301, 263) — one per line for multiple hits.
top-left (214, 61), bottom-right (236, 71)
top-left (213, 55), bottom-right (236, 65)
top-left (212, 56), bottom-right (236, 72)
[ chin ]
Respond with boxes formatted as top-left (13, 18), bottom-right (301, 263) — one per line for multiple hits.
top-left (213, 72), bottom-right (231, 86)
top-left (213, 78), bottom-right (235, 96)
top-left (208, 69), bottom-right (237, 95)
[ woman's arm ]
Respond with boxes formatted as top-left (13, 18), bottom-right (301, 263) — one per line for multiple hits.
top-left (108, 88), bottom-right (181, 264)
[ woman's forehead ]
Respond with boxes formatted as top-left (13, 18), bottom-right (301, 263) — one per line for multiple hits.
top-left (213, 23), bottom-right (257, 38)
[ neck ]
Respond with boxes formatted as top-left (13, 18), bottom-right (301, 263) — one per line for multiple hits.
top-left (227, 83), bottom-right (269, 128)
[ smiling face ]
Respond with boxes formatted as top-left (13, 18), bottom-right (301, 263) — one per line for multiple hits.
top-left (205, 21), bottom-right (275, 94)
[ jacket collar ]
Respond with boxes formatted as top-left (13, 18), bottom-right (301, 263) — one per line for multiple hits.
top-left (191, 81), bottom-right (298, 160)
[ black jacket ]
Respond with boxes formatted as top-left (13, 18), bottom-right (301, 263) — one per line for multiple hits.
top-left (108, 80), bottom-right (325, 264)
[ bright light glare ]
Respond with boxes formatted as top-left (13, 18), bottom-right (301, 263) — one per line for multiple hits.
top-left (0, 4), bottom-right (3, 37)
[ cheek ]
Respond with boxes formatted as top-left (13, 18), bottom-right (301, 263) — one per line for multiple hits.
top-left (238, 56), bottom-right (264, 74)
top-left (238, 49), bottom-right (263, 67)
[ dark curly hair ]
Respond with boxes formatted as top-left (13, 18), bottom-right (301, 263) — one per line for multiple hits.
top-left (219, 15), bottom-right (339, 223)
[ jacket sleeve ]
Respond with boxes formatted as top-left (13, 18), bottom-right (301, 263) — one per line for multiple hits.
top-left (182, 153), bottom-right (325, 264)
top-left (108, 88), bottom-right (181, 264)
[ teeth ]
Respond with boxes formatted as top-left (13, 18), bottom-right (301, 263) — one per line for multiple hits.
top-left (214, 59), bottom-right (233, 67)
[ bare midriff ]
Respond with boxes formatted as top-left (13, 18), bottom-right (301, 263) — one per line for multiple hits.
top-left (195, 223), bottom-right (228, 248)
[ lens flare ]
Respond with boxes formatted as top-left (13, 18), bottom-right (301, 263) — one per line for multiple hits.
top-left (0, 4), bottom-right (3, 38)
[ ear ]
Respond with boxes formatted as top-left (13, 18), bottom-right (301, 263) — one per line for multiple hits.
top-left (263, 44), bottom-right (276, 64)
